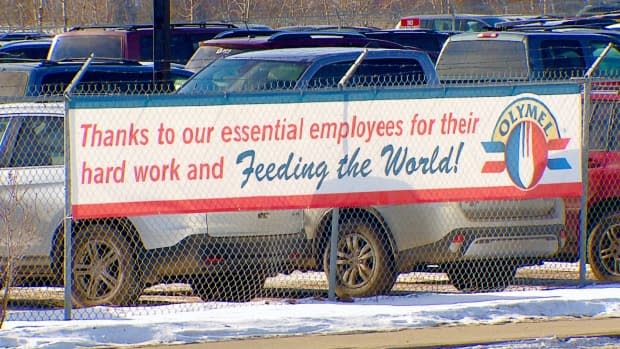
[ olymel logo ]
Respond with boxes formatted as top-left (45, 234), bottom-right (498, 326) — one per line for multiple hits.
top-left (481, 96), bottom-right (572, 190)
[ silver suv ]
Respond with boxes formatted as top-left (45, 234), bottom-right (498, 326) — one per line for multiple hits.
top-left (178, 47), bottom-right (566, 296)
top-left (0, 102), bottom-right (305, 306)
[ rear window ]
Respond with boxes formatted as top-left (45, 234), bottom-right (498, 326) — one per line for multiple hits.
top-left (0, 71), bottom-right (29, 96)
top-left (185, 46), bottom-right (248, 72)
top-left (436, 40), bottom-right (528, 80)
top-left (49, 36), bottom-right (122, 60)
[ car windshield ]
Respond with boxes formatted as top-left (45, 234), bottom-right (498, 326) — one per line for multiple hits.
top-left (178, 58), bottom-right (309, 93)
top-left (49, 35), bottom-right (122, 60)
top-left (185, 46), bottom-right (248, 72)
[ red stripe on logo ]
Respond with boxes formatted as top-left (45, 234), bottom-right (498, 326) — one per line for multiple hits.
top-left (547, 138), bottom-right (570, 150)
top-left (481, 161), bottom-right (505, 173)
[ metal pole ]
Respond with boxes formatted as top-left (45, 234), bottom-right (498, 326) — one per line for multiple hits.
top-left (578, 42), bottom-right (614, 284)
top-left (579, 79), bottom-right (591, 285)
top-left (328, 208), bottom-right (339, 300)
top-left (62, 53), bottom-right (93, 320)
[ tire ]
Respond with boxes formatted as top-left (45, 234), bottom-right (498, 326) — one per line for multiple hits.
top-left (587, 214), bottom-right (620, 281)
top-left (447, 260), bottom-right (516, 293)
top-left (72, 224), bottom-right (144, 307)
top-left (190, 272), bottom-right (266, 302)
top-left (322, 218), bottom-right (397, 298)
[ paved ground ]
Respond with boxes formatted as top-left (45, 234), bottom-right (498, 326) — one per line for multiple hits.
top-left (137, 317), bottom-right (620, 349)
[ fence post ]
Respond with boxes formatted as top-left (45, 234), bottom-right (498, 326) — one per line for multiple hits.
top-left (328, 208), bottom-right (339, 300)
top-left (62, 53), bottom-right (94, 320)
top-left (579, 78), bottom-right (591, 285)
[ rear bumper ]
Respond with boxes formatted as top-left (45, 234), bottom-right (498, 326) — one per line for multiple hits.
top-left (397, 224), bottom-right (563, 271)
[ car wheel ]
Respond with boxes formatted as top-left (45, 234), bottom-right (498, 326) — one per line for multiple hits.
top-left (72, 224), bottom-right (144, 307)
top-left (322, 218), bottom-right (397, 298)
top-left (447, 260), bottom-right (516, 293)
top-left (190, 272), bottom-right (266, 302)
top-left (587, 214), bottom-right (620, 281)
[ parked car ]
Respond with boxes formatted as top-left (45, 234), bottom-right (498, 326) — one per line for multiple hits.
top-left (178, 46), bottom-right (566, 296)
top-left (362, 29), bottom-right (454, 62)
top-left (47, 23), bottom-right (239, 65)
top-left (0, 39), bottom-right (51, 62)
top-left (435, 31), bottom-right (620, 82)
top-left (396, 14), bottom-right (511, 32)
top-left (181, 46), bottom-right (438, 92)
top-left (0, 102), bottom-right (306, 305)
top-left (0, 31), bottom-right (50, 44)
top-left (562, 89), bottom-right (620, 281)
top-left (0, 59), bottom-right (194, 97)
top-left (185, 31), bottom-right (408, 73)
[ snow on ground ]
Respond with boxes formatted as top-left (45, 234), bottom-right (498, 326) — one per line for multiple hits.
top-left (0, 283), bottom-right (619, 348)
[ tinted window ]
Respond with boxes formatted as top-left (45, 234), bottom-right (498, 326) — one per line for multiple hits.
top-left (436, 40), bottom-right (528, 79)
top-left (49, 36), bottom-right (122, 60)
top-left (309, 58), bottom-right (426, 88)
top-left (591, 41), bottom-right (620, 77)
top-left (539, 40), bottom-right (586, 78)
top-left (9, 115), bottom-right (63, 167)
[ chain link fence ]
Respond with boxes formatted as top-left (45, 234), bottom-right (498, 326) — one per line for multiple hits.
top-left (0, 73), bottom-right (618, 321)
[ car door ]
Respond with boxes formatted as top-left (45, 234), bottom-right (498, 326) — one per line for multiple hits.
top-left (0, 112), bottom-right (64, 260)
top-left (207, 210), bottom-right (303, 237)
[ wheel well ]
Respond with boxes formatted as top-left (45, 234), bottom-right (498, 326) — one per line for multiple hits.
top-left (587, 197), bottom-right (620, 234)
top-left (313, 207), bottom-right (397, 264)
top-left (50, 218), bottom-right (143, 279)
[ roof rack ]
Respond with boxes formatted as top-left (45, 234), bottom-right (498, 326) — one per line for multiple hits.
top-left (213, 29), bottom-right (282, 39)
top-left (268, 31), bottom-right (366, 40)
top-left (69, 22), bottom-right (238, 32)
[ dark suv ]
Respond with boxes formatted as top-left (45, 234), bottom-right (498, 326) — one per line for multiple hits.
top-left (0, 59), bottom-right (194, 97)
top-left (47, 23), bottom-right (239, 65)
top-left (0, 39), bottom-right (51, 62)
top-left (184, 31), bottom-right (407, 72)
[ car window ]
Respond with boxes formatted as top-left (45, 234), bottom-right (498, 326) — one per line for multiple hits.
top-left (9, 115), bottom-right (63, 167)
top-left (0, 118), bottom-right (9, 144)
top-left (49, 35), bottom-right (122, 60)
top-left (591, 41), bottom-right (620, 77)
top-left (308, 58), bottom-right (427, 88)
top-left (436, 40), bottom-right (529, 80)
top-left (0, 71), bottom-right (29, 96)
top-left (179, 58), bottom-right (309, 92)
top-left (352, 58), bottom-right (426, 86)
top-left (539, 40), bottom-right (586, 78)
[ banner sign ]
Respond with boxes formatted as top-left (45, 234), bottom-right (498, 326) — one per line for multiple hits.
top-left (69, 92), bottom-right (582, 218)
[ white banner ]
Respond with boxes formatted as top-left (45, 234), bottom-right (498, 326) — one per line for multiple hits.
top-left (69, 93), bottom-right (582, 218)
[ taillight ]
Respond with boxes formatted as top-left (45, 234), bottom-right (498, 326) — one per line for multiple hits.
top-left (477, 32), bottom-right (499, 38)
